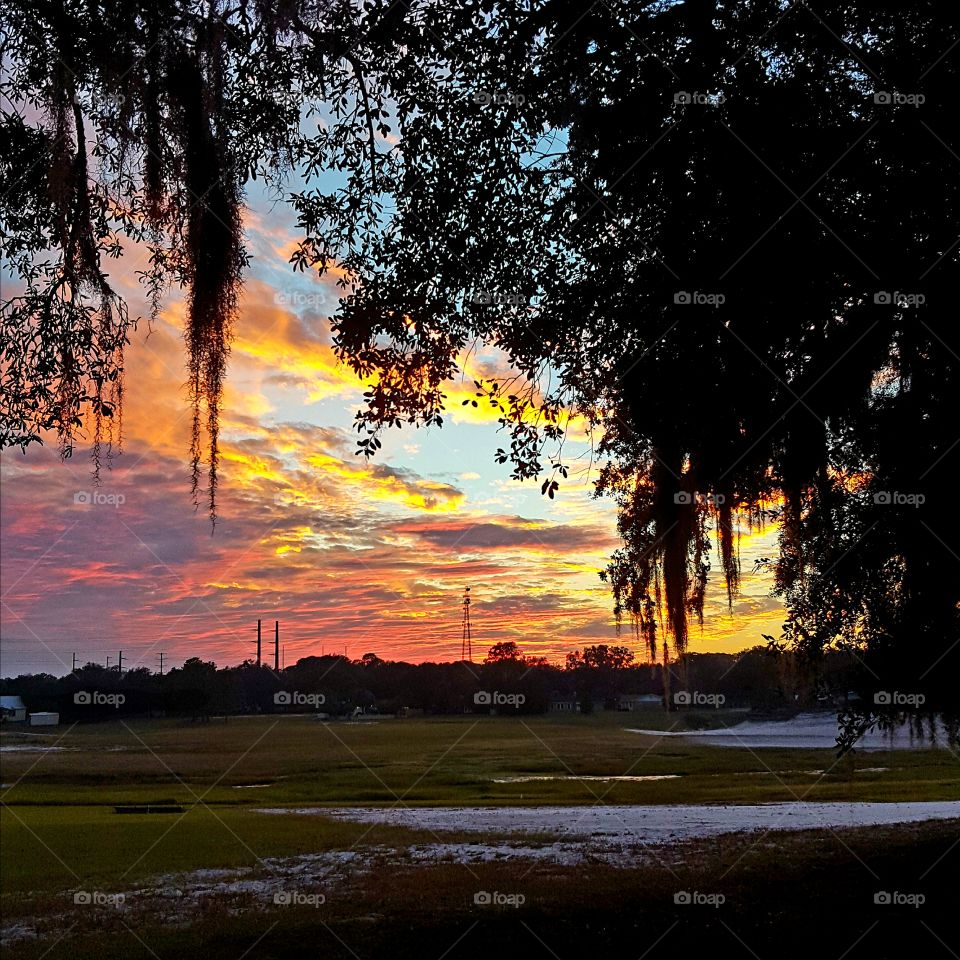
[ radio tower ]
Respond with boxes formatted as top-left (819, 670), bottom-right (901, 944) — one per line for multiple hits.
top-left (461, 586), bottom-right (473, 662)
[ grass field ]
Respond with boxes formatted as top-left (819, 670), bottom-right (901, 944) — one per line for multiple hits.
top-left (3, 711), bottom-right (958, 808)
top-left (2, 712), bottom-right (958, 958)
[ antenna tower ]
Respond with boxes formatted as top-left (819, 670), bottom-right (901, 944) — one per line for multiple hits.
top-left (461, 587), bottom-right (473, 662)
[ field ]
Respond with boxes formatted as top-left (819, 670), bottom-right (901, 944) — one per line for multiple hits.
top-left (2, 712), bottom-right (958, 958)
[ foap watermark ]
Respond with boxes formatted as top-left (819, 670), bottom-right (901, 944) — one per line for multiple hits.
top-left (674, 291), bottom-right (725, 306)
top-left (101, 91), bottom-right (129, 112)
top-left (674, 890), bottom-right (725, 907)
top-left (471, 290), bottom-right (525, 306)
top-left (873, 491), bottom-right (925, 507)
top-left (674, 91), bottom-right (725, 106)
top-left (74, 890), bottom-right (125, 907)
top-left (274, 691), bottom-right (326, 707)
top-left (474, 890), bottom-right (525, 908)
top-left (475, 690), bottom-right (526, 707)
top-left (74, 691), bottom-right (125, 708)
top-left (674, 491), bottom-right (726, 506)
top-left (471, 90), bottom-right (527, 106)
top-left (274, 891), bottom-right (325, 907)
top-left (274, 290), bottom-right (324, 309)
top-left (874, 291), bottom-right (925, 307)
top-left (674, 691), bottom-right (725, 707)
top-left (874, 691), bottom-right (926, 707)
top-left (874, 891), bottom-right (925, 908)
top-left (74, 490), bottom-right (125, 508)
top-left (873, 91), bottom-right (925, 107)
top-left (274, 85), bottom-right (306, 115)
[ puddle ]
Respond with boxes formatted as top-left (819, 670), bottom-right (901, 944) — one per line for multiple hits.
top-left (492, 774), bottom-right (680, 783)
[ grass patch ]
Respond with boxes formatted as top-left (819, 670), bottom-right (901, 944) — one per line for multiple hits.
top-left (3, 819), bottom-right (956, 960)
top-left (3, 713), bottom-right (956, 808)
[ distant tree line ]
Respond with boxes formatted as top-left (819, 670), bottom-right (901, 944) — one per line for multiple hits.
top-left (1, 642), bottom-right (883, 723)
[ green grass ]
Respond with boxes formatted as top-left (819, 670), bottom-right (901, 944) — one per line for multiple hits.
top-left (2, 712), bottom-right (957, 809)
top-left (0, 804), bottom-right (435, 897)
top-left (2, 713), bottom-right (957, 957)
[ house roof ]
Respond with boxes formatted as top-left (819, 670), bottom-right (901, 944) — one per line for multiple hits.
top-left (0, 696), bottom-right (26, 710)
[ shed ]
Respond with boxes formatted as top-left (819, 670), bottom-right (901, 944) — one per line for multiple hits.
top-left (28, 712), bottom-right (60, 727)
top-left (617, 693), bottom-right (662, 711)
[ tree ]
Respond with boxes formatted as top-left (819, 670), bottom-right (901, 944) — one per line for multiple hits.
top-left (565, 645), bottom-right (635, 672)
top-left (327, 1), bottom-right (959, 725)
top-left (2, 1), bottom-right (957, 731)
top-left (0, 0), bottom-right (431, 518)
top-left (484, 641), bottom-right (523, 663)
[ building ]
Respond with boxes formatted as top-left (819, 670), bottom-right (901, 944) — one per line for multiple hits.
top-left (549, 694), bottom-right (580, 713)
top-left (0, 695), bottom-right (27, 722)
top-left (616, 693), bottom-right (662, 712)
top-left (28, 712), bottom-right (59, 727)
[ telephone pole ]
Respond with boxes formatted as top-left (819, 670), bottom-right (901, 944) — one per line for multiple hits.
top-left (72, 652), bottom-right (77, 672)
top-left (274, 620), bottom-right (280, 672)
top-left (253, 619), bottom-right (262, 667)
top-left (156, 652), bottom-right (165, 675)
top-left (117, 650), bottom-right (124, 673)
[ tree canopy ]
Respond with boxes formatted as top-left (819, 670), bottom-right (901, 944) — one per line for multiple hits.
top-left (2, 0), bottom-right (957, 728)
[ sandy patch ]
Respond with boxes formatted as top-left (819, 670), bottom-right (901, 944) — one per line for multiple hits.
top-left (261, 801), bottom-right (960, 843)
top-left (625, 713), bottom-right (951, 749)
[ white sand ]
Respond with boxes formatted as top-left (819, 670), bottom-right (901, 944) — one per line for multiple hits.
top-left (625, 712), bottom-right (952, 749)
top-left (6, 802), bottom-right (957, 946)
top-left (261, 800), bottom-right (960, 843)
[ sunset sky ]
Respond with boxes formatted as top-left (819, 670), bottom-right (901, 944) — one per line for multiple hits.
top-left (0, 182), bottom-right (785, 677)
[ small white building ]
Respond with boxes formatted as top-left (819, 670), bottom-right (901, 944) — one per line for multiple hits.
top-left (0, 695), bottom-right (27, 722)
top-left (28, 712), bottom-right (59, 726)
top-left (617, 693), bottom-right (662, 711)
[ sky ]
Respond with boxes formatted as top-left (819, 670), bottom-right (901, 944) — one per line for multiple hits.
top-left (0, 187), bottom-right (785, 677)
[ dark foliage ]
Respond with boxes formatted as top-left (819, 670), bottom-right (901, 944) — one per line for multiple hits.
top-left (2, 1), bottom-right (957, 733)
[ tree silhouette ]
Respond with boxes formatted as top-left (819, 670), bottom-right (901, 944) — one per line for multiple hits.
top-left (329, 1), bottom-right (960, 722)
top-left (484, 641), bottom-right (524, 663)
top-left (2, 1), bottom-right (957, 727)
top-left (0, 0), bottom-right (417, 517)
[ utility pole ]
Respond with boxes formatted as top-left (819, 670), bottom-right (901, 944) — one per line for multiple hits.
top-left (254, 619), bottom-right (262, 667)
top-left (156, 652), bottom-right (165, 675)
top-left (72, 652), bottom-right (77, 672)
top-left (117, 650), bottom-right (124, 673)
top-left (274, 620), bottom-right (280, 672)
